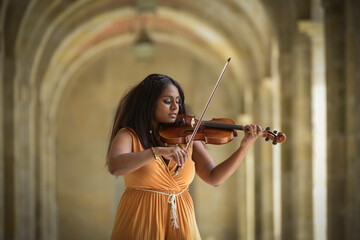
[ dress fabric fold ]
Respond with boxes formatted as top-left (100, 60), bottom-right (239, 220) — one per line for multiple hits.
top-left (110, 128), bottom-right (202, 240)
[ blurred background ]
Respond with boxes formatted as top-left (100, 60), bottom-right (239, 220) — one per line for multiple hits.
top-left (1, 0), bottom-right (359, 239)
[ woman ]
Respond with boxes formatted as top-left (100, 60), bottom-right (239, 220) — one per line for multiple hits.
top-left (107, 74), bottom-right (261, 239)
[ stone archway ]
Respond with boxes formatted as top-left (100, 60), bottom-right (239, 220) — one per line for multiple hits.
top-left (11, 1), bottom-right (277, 239)
top-left (4, 0), bottom-right (360, 240)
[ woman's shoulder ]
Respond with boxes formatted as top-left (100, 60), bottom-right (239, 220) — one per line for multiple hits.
top-left (114, 128), bottom-right (134, 141)
top-left (115, 127), bottom-right (144, 152)
top-left (108, 128), bottom-right (135, 156)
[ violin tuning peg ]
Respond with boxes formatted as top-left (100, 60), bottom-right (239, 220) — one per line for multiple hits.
top-left (265, 137), bottom-right (270, 141)
top-left (273, 130), bottom-right (278, 134)
top-left (266, 127), bottom-right (271, 131)
top-left (272, 141), bottom-right (277, 145)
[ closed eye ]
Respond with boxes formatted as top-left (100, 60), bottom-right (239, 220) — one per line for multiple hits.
top-left (163, 97), bottom-right (181, 105)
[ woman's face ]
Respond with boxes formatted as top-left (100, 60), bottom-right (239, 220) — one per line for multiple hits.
top-left (153, 84), bottom-right (181, 127)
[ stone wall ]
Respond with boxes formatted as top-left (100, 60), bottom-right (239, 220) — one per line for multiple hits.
top-left (1, 0), bottom-right (360, 240)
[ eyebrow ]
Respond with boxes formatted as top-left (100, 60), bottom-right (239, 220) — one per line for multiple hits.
top-left (162, 96), bottom-right (180, 98)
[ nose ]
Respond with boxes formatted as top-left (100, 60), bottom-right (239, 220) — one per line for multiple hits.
top-left (170, 100), bottom-right (178, 111)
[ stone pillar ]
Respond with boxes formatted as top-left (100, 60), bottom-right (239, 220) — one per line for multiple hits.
top-left (14, 78), bottom-right (37, 240)
top-left (39, 117), bottom-right (58, 240)
top-left (269, 41), bottom-right (282, 240)
top-left (291, 31), bottom-right (313, 240)
top-left (299, 21), bottom-right (327, 240)
top-left (236, 113), bottom-right (255, 240)
top-left (278, 51), bottom-right (294, 240)
top-left (1, 1), bottom-right (32, 239)
top-left (323, 0), bottom-right (350, 239)
top-left (344, 0), bottom-right (360, 238)
top-left (323, 0), bottom-right (360, 239)
top-left (259, 78), bottom-right (275, 240)
top-left (0, 2), bottom-right (6, 239)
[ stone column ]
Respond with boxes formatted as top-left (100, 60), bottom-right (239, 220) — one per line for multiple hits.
top-left (344, 0), bottom-right (360, 238)
top-left (323, 1), bottom-right (347, 238)
top-left (237, 113), bottom-right (255, 240)
top-left (0, 2), bottom-right (6, 239)
top-left (259, 78), bottom-right (275, 240)
top-left (278, 51), bottom-right (294, 240)
top-left (269, 41), bottom-right (282, 240)
top-left (298, 21), bottom-right (327, 240)
top-left (291, 31), bottom-right (313, 240)
top-left (323, 0), bottom-right (360, 238)
top-left (1, 1), bottom-right (32, 239)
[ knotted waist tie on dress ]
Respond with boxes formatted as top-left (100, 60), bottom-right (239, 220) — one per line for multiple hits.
top-left (135, 188), bottom-right (187, 229)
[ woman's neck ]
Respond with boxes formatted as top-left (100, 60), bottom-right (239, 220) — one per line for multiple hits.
top-left (151, 123), bottom-right (165, 147)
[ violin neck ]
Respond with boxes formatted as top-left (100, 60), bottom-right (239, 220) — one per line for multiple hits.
top-left (203, 121), bottom-right (243, 131)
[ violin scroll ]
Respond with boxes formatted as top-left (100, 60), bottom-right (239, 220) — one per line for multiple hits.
top-left (262, 127), bottom-right (286, 145)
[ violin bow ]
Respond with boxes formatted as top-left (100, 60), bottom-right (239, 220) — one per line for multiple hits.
top-left (175, 58), bottom-right (231, 175)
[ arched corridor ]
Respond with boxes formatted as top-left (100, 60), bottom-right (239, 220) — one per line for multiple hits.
top-left (1, 0), bottom-right (359, 239)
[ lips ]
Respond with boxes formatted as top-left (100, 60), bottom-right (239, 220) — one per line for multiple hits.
top-left (169, 113), bottom-right (177, 118)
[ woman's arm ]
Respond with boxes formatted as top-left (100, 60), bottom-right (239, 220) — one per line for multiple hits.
top-left (107, 129), bottom-right (189, 176)
top-left (107, 129), bottom-right (153, 176)
top-left (193, 124), bottom-right (261, 187)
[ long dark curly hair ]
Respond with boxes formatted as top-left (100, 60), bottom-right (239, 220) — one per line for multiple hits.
top-left (107, 74), bottom-right (187, 155)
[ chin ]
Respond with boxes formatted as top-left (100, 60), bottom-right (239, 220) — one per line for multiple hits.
top-left (163, 118), bottom-right (176, 124)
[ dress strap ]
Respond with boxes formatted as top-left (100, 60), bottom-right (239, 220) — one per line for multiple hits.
top-left (135, 188), bottom-right (187, 229)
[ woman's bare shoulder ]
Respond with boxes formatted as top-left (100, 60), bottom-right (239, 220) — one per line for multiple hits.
top-left (114, 128), bottom-right (133, 142)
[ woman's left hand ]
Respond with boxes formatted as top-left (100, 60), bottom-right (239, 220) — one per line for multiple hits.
top-left (240, 124), bottom-right (262, 148)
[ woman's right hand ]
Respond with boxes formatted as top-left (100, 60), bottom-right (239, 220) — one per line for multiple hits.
top-left (155, 146), bottom-right (189, 168)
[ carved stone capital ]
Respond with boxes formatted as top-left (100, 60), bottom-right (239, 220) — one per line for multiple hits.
top-left (298, 20), bottom-right (324, 39)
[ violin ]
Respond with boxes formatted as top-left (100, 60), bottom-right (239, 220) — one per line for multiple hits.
top-left (159, 114), bottom-right (286, 146)
top-left (165, 58), bottom-right (286, 175)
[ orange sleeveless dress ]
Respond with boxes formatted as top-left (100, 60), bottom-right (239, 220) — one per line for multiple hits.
top-left (110, 128), bottom-right (202, 240)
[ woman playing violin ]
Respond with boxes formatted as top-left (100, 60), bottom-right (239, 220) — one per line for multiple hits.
top-left (107, 73), bottom-right (262, 240)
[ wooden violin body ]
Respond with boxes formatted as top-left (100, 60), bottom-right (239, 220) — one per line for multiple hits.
top-left (160, 114), bottom-right (238, 145)
top-left (159, 114), bottom-right (286, 146)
